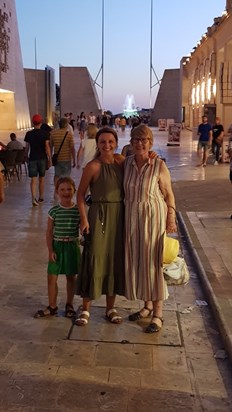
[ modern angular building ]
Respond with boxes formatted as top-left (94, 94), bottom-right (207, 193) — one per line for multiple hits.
top-left (0, 0), bottom-right (30, 130)
top-left (151, 69), bottom-right (181, 126)
top-left (24, 66), bottom-right (56, 126)
top-left (60, 66), bottom-right (101, 119)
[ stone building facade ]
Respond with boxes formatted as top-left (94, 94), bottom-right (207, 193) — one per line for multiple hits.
top-left (0, 0), bottom-right (30, 130)
top-left (181, 2), bottom-right (232, 133)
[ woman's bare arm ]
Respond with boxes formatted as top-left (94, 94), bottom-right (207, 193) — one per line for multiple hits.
top-left (158, 161), bottom-right (177, 233)
top-left (77, 161), bottom-right (101, 234)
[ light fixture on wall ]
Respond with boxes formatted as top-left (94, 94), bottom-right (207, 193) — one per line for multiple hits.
top-left (213, 81), bottom-right (216, 97)
top-left (192, 86), bottom-right (195, 106)
top-left (196, 83), bottom-right (200, 104)
top-left (0, 88), bottom-right (13, 93)
top-left (201, 80), bottom-right (205, 102)
top-left (207, 78), bottom-right (212, 100)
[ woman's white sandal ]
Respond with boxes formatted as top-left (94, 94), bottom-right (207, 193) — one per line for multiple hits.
top-left (106, 309), bottom-right (123, 324)
top-left (75, 310), bottom-right (90, 326)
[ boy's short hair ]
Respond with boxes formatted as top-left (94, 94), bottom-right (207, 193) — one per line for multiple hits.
top-left (55, 176), bottom-right (76, 192)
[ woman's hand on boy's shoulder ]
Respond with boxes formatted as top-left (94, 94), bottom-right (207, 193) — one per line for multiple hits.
top-left (149, 151), bottom-right (159, 159)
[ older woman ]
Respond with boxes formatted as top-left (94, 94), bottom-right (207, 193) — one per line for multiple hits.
top-left (76, 127), bottom-right (125, 325)
top-left (124, 124), bottom-right (177, 333)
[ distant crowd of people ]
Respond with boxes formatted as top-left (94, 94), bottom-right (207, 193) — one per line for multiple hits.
top-left (62, 110), bottom-right (148, 136)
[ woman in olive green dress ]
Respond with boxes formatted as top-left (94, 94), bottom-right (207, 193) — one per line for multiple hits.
top-left (76, 127), bottom-right (125, 325)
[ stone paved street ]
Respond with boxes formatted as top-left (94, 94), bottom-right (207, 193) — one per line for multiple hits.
top-left (0, 127), bottom-right (232, 411)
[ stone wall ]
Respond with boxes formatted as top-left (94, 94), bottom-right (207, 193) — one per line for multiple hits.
top-left (0, 0), bottom-right (30, 130)
top-left (60, 67), bottom-right (101, 120)
top-left (151, 69), bottom-right (181, 126)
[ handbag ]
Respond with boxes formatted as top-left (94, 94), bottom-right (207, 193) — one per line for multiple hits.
top-left (163, 234), bottom-right (179, 264)
top-left (52, 131), bottom-right (68, 166)
top-left (52, 153), bottom-right (58, 166)
top-left (163, 212), bottom-right (190, 286)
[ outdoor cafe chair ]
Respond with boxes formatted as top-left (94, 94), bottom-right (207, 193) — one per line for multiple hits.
top-left (14, 149), bottom-right (27, 176)
top-left (1, 150), bottom-right (19, 182)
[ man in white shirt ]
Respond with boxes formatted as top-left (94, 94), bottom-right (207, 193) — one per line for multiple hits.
top-left (88, 112), bottom-right (96, 125)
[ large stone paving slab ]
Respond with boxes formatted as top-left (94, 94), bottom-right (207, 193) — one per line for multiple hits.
top-left (127, 388), bottom-right (196, 412)
top-left (69, 307), bottom-right (181, 346)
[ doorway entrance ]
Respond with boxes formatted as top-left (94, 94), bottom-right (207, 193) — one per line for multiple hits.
top-left (0, 89), bottom-right (16, 130)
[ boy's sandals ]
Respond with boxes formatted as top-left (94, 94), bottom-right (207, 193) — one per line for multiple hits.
top-left (34, 305), bottom-right (58, 318)
top-left (128, 306), bottom-right (153, 321)
top-left (65, 303), bottom-right (76, 318)
top-left (145, 316), bottom-right (164, 333)
top-left (106, 309), bottom-right (123, 324)
top-left (75, 310), bottom-right (90, 326)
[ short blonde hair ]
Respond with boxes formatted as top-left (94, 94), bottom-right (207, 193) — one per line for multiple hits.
top-left (87, 124), bottom-right (98, 139)
top-left (130, 124), bottom-right (153, 145)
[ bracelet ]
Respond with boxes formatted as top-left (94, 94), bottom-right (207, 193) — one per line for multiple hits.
top-left (167, 205), bottom-right (176, 213)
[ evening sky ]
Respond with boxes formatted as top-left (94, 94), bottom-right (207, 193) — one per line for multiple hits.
top-left (15, 0), bottom-right (226, 114)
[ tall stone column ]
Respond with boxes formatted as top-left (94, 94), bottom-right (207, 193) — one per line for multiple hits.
top-left (226, 0), bottom-right (232, 12)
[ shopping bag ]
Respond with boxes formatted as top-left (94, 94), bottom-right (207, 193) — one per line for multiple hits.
top-left (163, 256), bottom-right (190, 286)
top-left (163, 234), bottom-right (179, 264)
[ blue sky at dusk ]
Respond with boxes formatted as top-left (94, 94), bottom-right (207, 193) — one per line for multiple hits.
top-left (15, 0), bottom-right (226, 114)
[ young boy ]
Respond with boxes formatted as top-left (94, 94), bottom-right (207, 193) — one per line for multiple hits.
top-left (34, 177), bottom-right (81, 318)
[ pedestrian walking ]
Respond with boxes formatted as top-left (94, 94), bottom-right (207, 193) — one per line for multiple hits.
top-left (212, 117), bottom-right (224, 165)
top-left (114, 116), bottom-right (120, 131)
top-left (197, 115), bottom-right (212, 167)
top-left (24, 114), bottom-right (52, 206)
top-left (76, 124), bottom-right (98, 169)
top-left (88, 112), bottom-right (96, 125)
top-left (79, 112), bottom-right (87, 140)
top-left (50, 117), bottom-right (75, 192)
top-left (101, 111), bottom-right (108, 127)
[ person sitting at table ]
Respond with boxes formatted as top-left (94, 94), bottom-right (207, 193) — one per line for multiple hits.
top-left (0, 161), bottom-right (5, 203)
top-left (0, 133), bottom-right (24, 151)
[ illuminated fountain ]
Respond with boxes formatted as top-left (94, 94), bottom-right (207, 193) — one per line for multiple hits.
top-left (123, 94), bottom-right (138, 118)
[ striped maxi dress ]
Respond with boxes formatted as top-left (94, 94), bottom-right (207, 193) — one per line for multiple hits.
top-left (124, 155), bottom-right (169, 301)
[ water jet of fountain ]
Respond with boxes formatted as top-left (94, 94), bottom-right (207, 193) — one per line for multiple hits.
top-left (123, 94), bottom-right (138, 118)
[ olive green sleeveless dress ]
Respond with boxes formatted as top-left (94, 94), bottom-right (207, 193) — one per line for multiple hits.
top-left (77, 161), bottom-right (125, 300)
